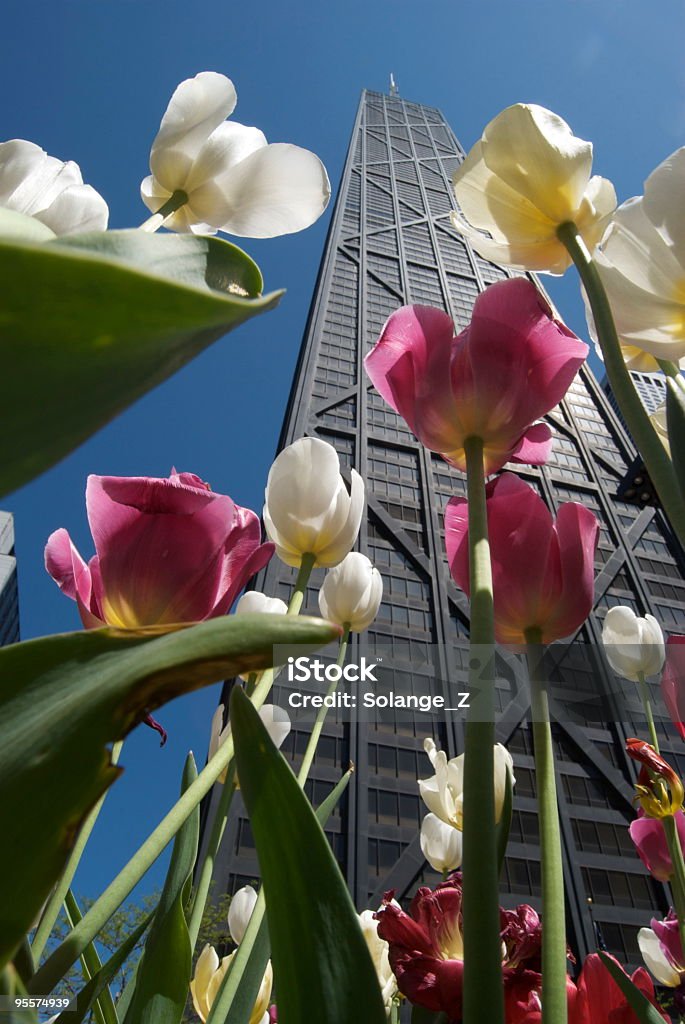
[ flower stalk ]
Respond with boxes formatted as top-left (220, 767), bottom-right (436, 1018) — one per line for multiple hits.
top-left (637, 671), bottom-right (660, 753)
top-left (297, 624), bottom-right (350, 784)
top-left (31, 740), bottom-right (124, 963)
top-left (461, 434), bottom-right (503, 1024)
top-left (288, 552), bottom-right (316, 616)
top-left (187, 762), bottom-right (237, 949)
top-left (556, 221), bottom-right (685, 546)
top-left (525, 628), bottom-right (567, 1024)
top-left (139, 190), bottom-right (188, 232)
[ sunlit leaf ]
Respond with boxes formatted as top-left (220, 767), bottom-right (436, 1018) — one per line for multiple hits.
top-left (0, 229), bottom-right (282, 496)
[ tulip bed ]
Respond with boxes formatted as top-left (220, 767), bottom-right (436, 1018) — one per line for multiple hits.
top-left (2, 75), bottom-right (685, 1024)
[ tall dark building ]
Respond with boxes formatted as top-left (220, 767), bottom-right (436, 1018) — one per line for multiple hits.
top-left (0, 511), bottom-right (19, 646)
top-left (210, 89), bottom-right (685, 971)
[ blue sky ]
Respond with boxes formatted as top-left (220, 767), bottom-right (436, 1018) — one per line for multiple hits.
top-left (3, 0), bottom-right (685, 901)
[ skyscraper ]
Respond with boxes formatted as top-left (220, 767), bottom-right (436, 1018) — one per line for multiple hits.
top-left (0, 511), bottom-right (19, 646)
top-left (210, 89), bottom-right (685, 969)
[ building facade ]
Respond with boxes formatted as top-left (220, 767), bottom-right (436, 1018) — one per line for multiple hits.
top-left (0, 511), bottom-right (19, 646)
top-left (604, 370), bottom-right (667, 421)
top-left (210, 90), bottom-right (685, 970)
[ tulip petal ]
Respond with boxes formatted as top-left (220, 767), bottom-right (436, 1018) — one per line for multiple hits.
top-left (480, 105), bottom-right (594, 224)
top-left (638, 928), bottom-right (682, 987)
top-left (364, 305), bottom-right (460, 450)
top-left (449, 211), bottom-right (573, 274)
top-left (541, 501), bottom-right (598, 643)
top-left (509, 422), bottom-right (553, 467)
top-left (315, 468), bottom-right (365, 567)
top-left (34, 184), bottom-right (108, 235)
top-left (85, 475), bottom-right (263, 626)
top-left (212, 142), bottom-right (331, 238)
top-left (642, 146), bottom-right (685, 267)
top-left (44, 528), bottom-right (104, 628)
top-left (150, 72), bottom-right (238, 192)
top-left (444, 494), bottom-right (470, 597)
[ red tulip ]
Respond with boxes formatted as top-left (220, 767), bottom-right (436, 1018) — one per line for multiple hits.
top-left (630, 809), bottom-right (685, 882)
top-left (570, 953), bottom-right (670, 1024)
top-left (374, 875), bottom-right (542, 1020)
top-left (445, 473), bottom-right (599, 644)
top-left (363, 278), bottom-right (587, 475)
top-left (45, 470), bottom-right (274, 629)
top-left (626, 738), bottom-right (685, 818)
top-left (661, 636), bottom-right (685, 741)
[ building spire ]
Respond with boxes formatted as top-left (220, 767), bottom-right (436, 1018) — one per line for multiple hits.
top-left (389, 73), bottom-right (398, 97)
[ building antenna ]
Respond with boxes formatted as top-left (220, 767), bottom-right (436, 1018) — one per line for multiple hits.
top-left (389, 73), bottom-right (398, 97)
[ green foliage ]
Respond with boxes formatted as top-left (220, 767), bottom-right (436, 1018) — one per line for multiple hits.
top-left (230, 686), bottom-right (387, 1024)
top-left (123, 754), bottom-right (199, 1024)
top-left (0, 223), bottom-right (282, 496)
top-left (0, 613), bottom-right (340, 968)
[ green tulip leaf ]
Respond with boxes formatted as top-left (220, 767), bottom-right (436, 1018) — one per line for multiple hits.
top-left (0, 613), bottom-right (338, 968)
top-left (219, 767), bottom-right (355, 1024)
top-left (229, 686), bottom-right (387, 1024)
top-left (63, 890), bottom-right (118, 1024)
top-left (598, 952), bottom-right (667, 1024)
top-left (0, 208), bottom-right (56, 242)
top-left (123, 753), bottom-right (199, 1024)
top-left (54, 912), bottom-right (152, 1024)
top-left (666, 378), bottom-right (685, 500)
top-left (0, 229), bottom-right (282, 497)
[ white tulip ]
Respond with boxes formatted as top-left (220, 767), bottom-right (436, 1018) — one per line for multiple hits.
top-left (450, 103), bottom-right (616, 274)
top-left (418, 738), bottom-right (514, 829)
top-left (235, 591), bottom-right (288, 617)
top-left (420, 813), bottom-right (463, 873)
top-left (190, 944), bottom-right (272, 1023)
top-left (228, 885), bottom-right (258, 945)
top-left (263, 438), bottom-right (365, 568)
top-left (208, 702), bottom-right (291, 783)
top-left (358, 909), bottom-right (398, 1014)
top-left (141, 71), bottom-right (330, 237)
top-left (0, 139), bottom-right (108, 236)
top-left (602, 606), bottom-right (665, 681)
top-left (594, 148), bottom-right (685, 365)
top-left (318, 553), bottom-right (383, 632)
top-left (638, 927), bottom-right (682, 987)
top-left (235, 591), bottom-right (288, 680)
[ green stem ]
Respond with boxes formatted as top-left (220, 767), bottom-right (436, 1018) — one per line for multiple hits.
top-left (525, 629), bottom-right (567, 1024)
top-left (556, 222), bottom-right (685, 546)
top-left (205, 888), bottom-right (268, 1024)
top-left (662, 815), bottom-right (685, 959)
top-left (288, 552), bottom-right (316, 615)
top-left (297, 625), bottom-right (350, 784)
top-left (186, 764), bottom-right (237, 949)
top-left (657, 359), bottom-right (685, 389)
top-left (64, 889), bottom-right (117, 1024)
top-left (461, 435), bottom-right (503, 1024)
top-left (637, 671), bottom-right (660, 753)
top-left (32, 740), bottom-right (124, 963)
top-left (389, 999), bottom-right (400, 1024)
top-left (30, 671), bottom-right (276, 997)
top-left (139, 190), bottom-right (188, 232)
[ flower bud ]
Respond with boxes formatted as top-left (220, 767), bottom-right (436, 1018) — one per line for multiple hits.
top-left (228, 885), bottom-right (258, 945)
top-left (602, 606), bottom-right (665, 681)
top-left (235, 591), bottom-right (287, 680)
top-left (318, 553), bottom-right (383, 633)
top-left (420, 813), bottom-right (463, 873)
top-left (358, 909), bottom-right (398, 1012)
top-left (208, 703), bottom-right (291, 784)
top-left (263, 438), bottom-right (364, 568)
top-left (418, 738), bottom-right (514, 829)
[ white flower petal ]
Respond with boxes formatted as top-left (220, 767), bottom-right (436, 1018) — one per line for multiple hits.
top-left (35, 183), bottom-right (108, 235)
top-left (150, 72), bottom-right (237, 192)
top-left (420, 812), bottom-right (463, 873)
top-left (319, 553), bottom-right (383, 632)
top-left (185, 121), bottom-right (268, 196)
top-left (480, 104), bottom-right (594, 223)
top-left (259, 704), bottom-right (291, 749)
top-left (643, 147), bottom-right (685, 267)
top-left (235, 591), bottom-right (288, 616)
top-left (638, 927), bottom-right (682, 987)
top-left (228, 885), bottom-right (258, 945)
top-left (214, 142), bottom-right (331, 238)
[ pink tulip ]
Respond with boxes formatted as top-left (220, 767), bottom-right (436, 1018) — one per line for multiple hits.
top-left (45, 471), bottom-right (274, 629)
top-left (445, 473), bottom-right (599, 645)
top-left (661, 636), bottom-right (685, 741)
top-left (364, 278), bottom-right (588, 475)
top-left (630, 809), bottom-right (685, 882)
